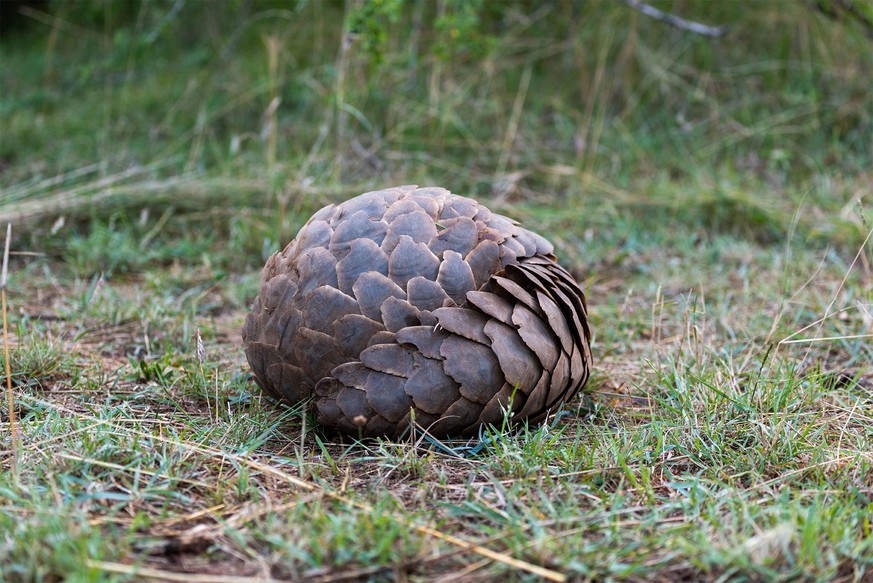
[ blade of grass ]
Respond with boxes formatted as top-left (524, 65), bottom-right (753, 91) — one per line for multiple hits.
top-left (2, 223), bottom-right (17, 478)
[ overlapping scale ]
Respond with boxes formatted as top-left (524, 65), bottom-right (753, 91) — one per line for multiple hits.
top-left (242, 185), bottom-right (592, 439)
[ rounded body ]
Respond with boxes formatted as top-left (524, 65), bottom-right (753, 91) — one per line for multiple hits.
top-left (243, 186), bottom-right (592, 438)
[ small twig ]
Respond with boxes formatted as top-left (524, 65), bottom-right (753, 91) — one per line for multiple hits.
top-left (87, 562), bottom-right (279, 583)
top-left (2, 223), bottom-right (18, 477)
top-left (836, 398), bottom-right (859, 461)
top-left (624, 0), bottom-right (730, 37)
top-left (776, 304), bottom-right (863, 344)
top-left (779, 225), bottom-right (873, 347)
top-left (779, 333), bottom-right (873, 345)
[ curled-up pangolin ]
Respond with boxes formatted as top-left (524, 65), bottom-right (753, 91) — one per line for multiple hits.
top-left (243, 186), bottom-right (592, 438)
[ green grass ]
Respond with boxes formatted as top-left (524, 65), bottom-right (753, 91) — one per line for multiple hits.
top-left (1, 1), bottom-right (872, 581)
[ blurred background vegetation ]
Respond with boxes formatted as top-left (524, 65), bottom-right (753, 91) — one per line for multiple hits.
top-left (1, 0), bottom-right (871, 275)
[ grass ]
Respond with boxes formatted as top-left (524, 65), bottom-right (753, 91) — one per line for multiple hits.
top-left (1, 1), bottom-right (872, 581)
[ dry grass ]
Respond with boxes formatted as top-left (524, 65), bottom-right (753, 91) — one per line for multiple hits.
top-left (2, 1), bottom-right (872, 581)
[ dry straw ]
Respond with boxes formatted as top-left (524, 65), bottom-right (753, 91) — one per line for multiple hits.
top-left (2, 223), bottom-right (18, 477)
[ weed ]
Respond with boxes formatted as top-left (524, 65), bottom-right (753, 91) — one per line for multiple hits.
top-left (0, 323), bottom-right (71, 391)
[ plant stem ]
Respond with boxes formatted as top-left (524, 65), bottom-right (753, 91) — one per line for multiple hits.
top-left (2, 223), bottom-right (18, 478)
